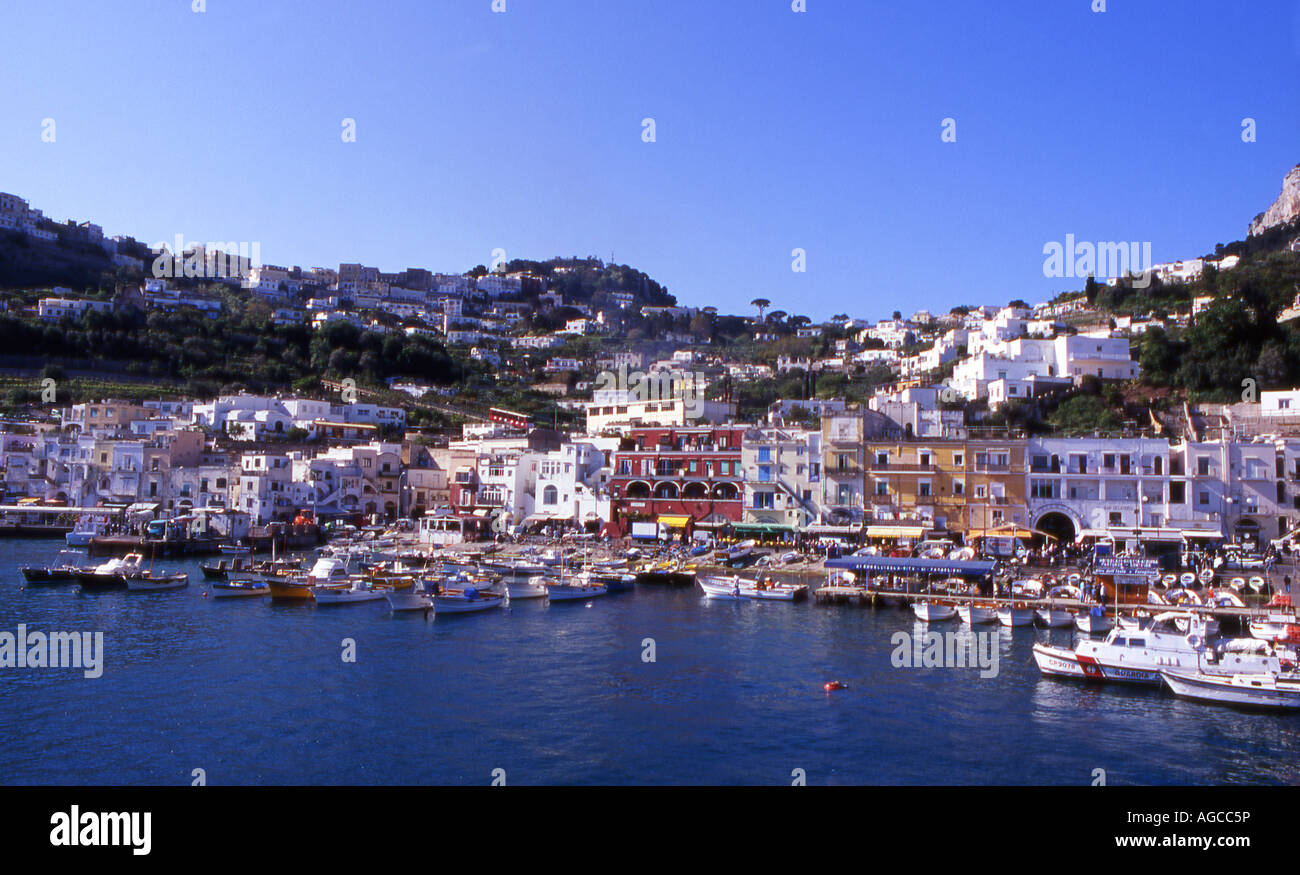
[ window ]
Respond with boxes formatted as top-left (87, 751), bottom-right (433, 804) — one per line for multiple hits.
top-left (543, 485), bottom-right (558, 505)
top-left (758, 465), bottom-right (771, 482)
top-left (757, 447), bottom-right (771, 462)
top-left (1198, 457), bottom-right (1210, 476)
top-left (875, 480), bottom-right (889, 496)
top-left (974, 485), bottom-right (987, 499)
top-left (953, 480), bottom-right (964, 496)
top-left (918, 481), bottom-right (932, 497)
top-left (952, 453), bottom-right (963, 467)
top-left (1198, 491), bottom-right (1209, 506)
top-left (1109, 512), bottom-right (1123, 525)
top-left (753, 492), bottom-right (775, 509)
top-left (1170, 482), bottom-right (1186, 504)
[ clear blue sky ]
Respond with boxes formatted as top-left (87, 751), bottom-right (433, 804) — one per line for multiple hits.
top-left (2, 0), bottom-right (1297, 320)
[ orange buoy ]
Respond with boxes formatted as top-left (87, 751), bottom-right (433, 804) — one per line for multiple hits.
top-left (824, 681), bottom-right (844, 692)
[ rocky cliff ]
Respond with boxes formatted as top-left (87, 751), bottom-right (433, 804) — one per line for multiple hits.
top-left (1249, 163), bottom-right (1300, 236)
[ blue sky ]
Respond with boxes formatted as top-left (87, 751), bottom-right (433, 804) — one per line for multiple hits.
top-left (2, 0), bottom-right (1298, 320)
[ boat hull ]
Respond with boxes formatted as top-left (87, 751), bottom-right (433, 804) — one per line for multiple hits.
top-left (998, 607), bottom-right (1035, 627)
top-left (1160, 669), bottom-right (1300, 710)
top-left (912, 602), bottom-right (957, 622)
top-left (957, 604), bottom-right (999, 625)
top-left (1035, 608), bottom-right (1075, 628)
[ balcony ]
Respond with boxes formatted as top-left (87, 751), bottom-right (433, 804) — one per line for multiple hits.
top-left (869, 462), bottom-right (938, 473)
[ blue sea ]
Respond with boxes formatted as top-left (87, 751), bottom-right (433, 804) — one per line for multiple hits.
top-left (1, 539), bottom-right (1297, 786)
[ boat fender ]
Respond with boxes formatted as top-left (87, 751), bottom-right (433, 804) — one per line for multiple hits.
top-left (1187, 634), bottom-right (1200, 648)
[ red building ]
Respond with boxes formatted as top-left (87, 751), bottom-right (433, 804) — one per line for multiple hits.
top-left (609, 426), bottom-right (744, 538)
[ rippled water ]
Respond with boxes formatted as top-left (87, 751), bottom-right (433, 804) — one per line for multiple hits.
top-left (0, 539), bottom-right (1297, 785)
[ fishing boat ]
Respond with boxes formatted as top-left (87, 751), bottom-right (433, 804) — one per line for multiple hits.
top-left (578, 570), bottom-right (635, 592)
top-left (698, 575), bottom-right (806, 601)
top-left (1207, 588), bottom-right (1246, 609)
top-left (1074, 605), bottom-right (1114, 634)
top-left (386, 585), bottom-right (434, 612)
top-left (433, 585), bottom-right (505, 614)
top-left (912, 600), bottom-right (957, 622)
top-left (956, 601), bottom-right (999, 625)
top-left (1032, 612), bottom-right (1283, 685)
top-left (209, 579), bottom-right (271, 598)
top-left (125, 572), bottom-right (189, 592)
top-left (1160, 667), bottom-right (1300, 710)
top-left (997, 604), bottom-right (1035, 627)
top-left (1247, 611), bottom-right (1300, 643)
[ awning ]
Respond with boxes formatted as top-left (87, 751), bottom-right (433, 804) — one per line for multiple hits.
top-left (125, 502), bottom-right (161, 516)
top-left (865, 525), bottom-right (931, 539)
top-left (1181, 529), bottom-right (1225, 540)
top-left (826, 555), bottom-right (996, 578)
top-left (804, 524), bottom-right (863, 535)
top-left (732, 522), bottom-right (795, 535)
top-left (658, 515), bottom-right (692, 528)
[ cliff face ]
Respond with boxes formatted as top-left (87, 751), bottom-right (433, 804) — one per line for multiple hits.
top-left (1249, 163), bottom-right (1300, 236)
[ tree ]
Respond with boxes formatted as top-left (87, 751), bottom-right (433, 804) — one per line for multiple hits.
top-left (751, 298), bottom-right (771, 322)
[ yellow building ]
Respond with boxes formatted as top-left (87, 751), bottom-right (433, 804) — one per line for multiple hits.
top-left (865, 438), bottom-right (1028, 536)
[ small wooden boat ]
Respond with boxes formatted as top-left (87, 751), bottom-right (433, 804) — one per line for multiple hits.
top-left (548, 579), bottom-right (609, 601)
top-left (698, 575), bottom-right (806, 601)
top-left (1160, 668), bottom-right (1300, 710)
top-left (313, 581), bottom-right (387, 604)
top-left (1035, 607), bottom-right (1075, 628)
top-left (912, 600), bottom-right (957, 622)
top-left (957, 602), bottom-right (999, 625)
top-left (210, 579), bottom-right (270, 598)
top-left (997, 604), bottom-right (1035, 627)
top-left (125, 572), bottom-right (189, 592)
top-left (433, 586), bottom-right (505, 614)
top-left (386, 582), bottom-right (435, 612)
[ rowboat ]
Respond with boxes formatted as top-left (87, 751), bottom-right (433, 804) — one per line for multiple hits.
top-left (125, 572), bottom-right (189, 592)
top-left (209, 579), bottom-right (271, 598)
top-left (547, 579), bottom-right (609, 601)
top-left (386, 582), bottom-right (435, 612)
top-left (1160, 668), bottom-right (1300, 710)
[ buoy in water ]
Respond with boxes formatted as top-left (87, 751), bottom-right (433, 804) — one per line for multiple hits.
top-left (824, 681), bottom-right (845, 692)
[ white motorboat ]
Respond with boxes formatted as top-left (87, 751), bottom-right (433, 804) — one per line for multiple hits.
top-left (912, 600), bottom-right (957, 622)
top-left (1011, 579), bottom-right (1044, 599)
top-left (957, 602), bottom-right (999, 625)
top-left (1161, 667), bottom-right (1300, 710)
top-left (1035, 607), bottom-right (1075, 628)
top-left (698, 575), bottom-right (806, 601)
top-left (1033, 612), bottom-right (1283, 685)
top-left (998, 605), bottom-right (1035, 627)
top-left (1074, 606), bottom-right (1114, 634)
top-left (723, 540), bottom-right (757, 565)
top-left (75, 553), bottom-right (146, 589)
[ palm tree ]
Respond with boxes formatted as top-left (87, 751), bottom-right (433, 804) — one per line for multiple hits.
top-left (751, 298), bottom-right (771, 322)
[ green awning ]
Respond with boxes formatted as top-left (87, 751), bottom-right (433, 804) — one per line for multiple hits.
top-left (732, 522), bottom-right (795, 535)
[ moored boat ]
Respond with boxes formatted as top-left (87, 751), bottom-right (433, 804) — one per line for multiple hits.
top-left (125, 572), bottom-right (189, 592)
top-left (698, 575), bottom-right (806, 601)
top-left (1160, 667), bottom-right (1300, 710)
top-left (75, 553), bottom-right (145, 589)
top-left (210, 579), bottom-right (271, 598)
top-left (912, 600), bottom-right (957, 622)
top-left (956, 602), bottom-right (999, 625)
top-left (1035, 607), bottom-right (1075, 628)
top-left (1074, 606), bottom-right (1114, 634)
top-left (433, 585), bottom-right (505, 614)
top-left (997, 604), bottom-right (1035, 627)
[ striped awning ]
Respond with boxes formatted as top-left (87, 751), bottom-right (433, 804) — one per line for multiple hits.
top-left (658, 515), bottom-right (692, 528)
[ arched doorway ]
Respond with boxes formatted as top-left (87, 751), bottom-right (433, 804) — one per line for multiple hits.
top-left (1036, 511), bottom-right (1076, 545)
